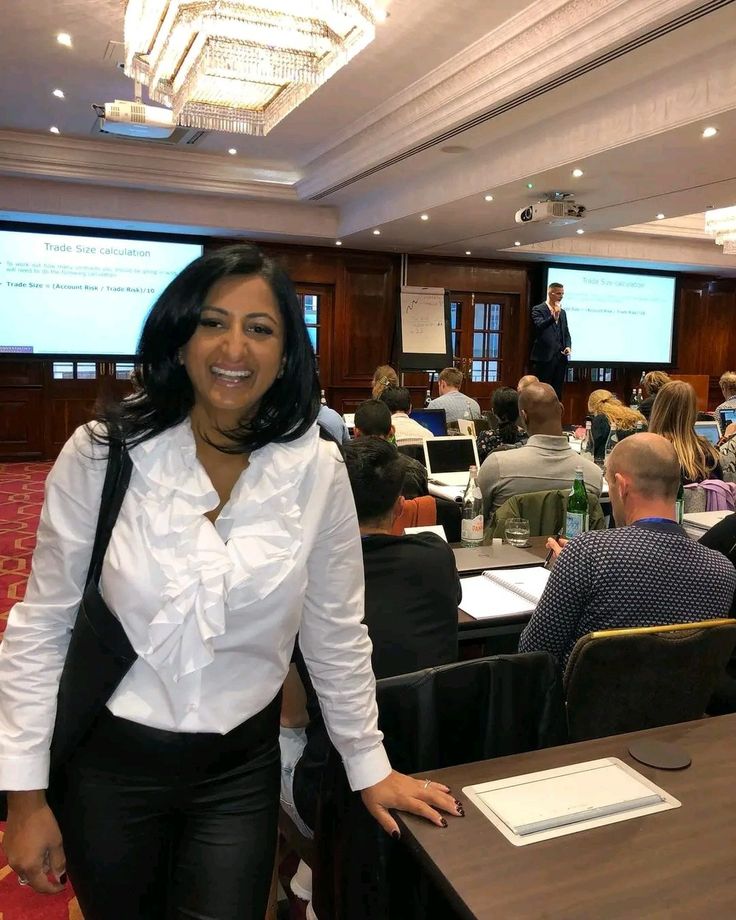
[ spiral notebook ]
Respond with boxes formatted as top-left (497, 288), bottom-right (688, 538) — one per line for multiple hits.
top-left (460, 566), bottom-right (550, 620)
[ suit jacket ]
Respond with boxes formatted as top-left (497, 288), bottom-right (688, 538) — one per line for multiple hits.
top-left (530, 301), bottom-right (571, 362)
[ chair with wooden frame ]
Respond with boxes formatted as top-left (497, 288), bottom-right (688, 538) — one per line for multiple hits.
top-left (564, 619), bottom-right (736, 742)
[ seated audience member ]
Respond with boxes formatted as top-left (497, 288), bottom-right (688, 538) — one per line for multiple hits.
top-left (699, 512), bottom-right (736, 613)
top-left (428, 366), bottom-right (481, 422)
top-left (716, 370), bottom-right (736, 415)
top-left (478, 382), bottom-right (602, 516)
top-left (371, 364), bottom-right (399, 400)
top-left (380, 386), bottom-right (435, 447)
top-left (519, 434), bottom-right (736, 668)
top-left (353, 398), bottom-right (428, 497)
top-left (638, 370), bottom-right (671, 420)
top-left (517, 374), bottom-right (540, 391)
top-left (649, 380), bottom-right (723, 484)
top-left (477, 386), bottom-right (528, 464)
top-left (281, 438), bottom-right (461, 843)
top-left (587, 389), bottom-right (646, 462)
top-left (317, 403), bottom-right (350, 443)
top-left (718, 422), bottom-right (736, 483)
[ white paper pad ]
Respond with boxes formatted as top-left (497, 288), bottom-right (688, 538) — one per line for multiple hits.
top-left (463, 758), bottom-right (680, 846)
top-left (459, 567), bottom-right (550, 620)
top-left (404, 524), bottom-right (447, 541)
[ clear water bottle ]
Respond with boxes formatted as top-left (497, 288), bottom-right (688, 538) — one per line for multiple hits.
top-left (424, 389), bottom-right (431, 407)
top-left (675, 480), bottom-right (684, 524)
top-left (461, 465), bottom-right (484, 547)
top-left (604, 422), bottom-right (619, 461)
top-left (565, 466), bottom-right (589, 539)
top-left (580, 420), bottom-right (595, 463)
top-left (320, 389), bottom-right (327, 406)
top-left (629, 388), bottom-right (638, 410)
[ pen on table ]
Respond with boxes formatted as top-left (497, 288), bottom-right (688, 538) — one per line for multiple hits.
top-left (543, 532), bottom-right (563, 569)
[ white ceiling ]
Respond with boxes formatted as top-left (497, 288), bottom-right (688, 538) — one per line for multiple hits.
top-left (1, 0), bottom-right (736, 274)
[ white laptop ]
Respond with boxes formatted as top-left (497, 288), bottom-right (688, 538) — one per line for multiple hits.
top-left (423, 436), bottom-right (480, 486)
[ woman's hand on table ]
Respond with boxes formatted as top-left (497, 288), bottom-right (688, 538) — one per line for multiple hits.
top-left (360, 770), bottom-right (464, 838)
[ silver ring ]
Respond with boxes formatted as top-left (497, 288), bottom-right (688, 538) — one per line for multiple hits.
top-left (423, 778), bottom-right (431, 789)
top-left (18, 875), bottom-right (29, 886)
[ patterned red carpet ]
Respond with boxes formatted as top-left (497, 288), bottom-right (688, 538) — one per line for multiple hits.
top-left (0, 461), bottom-right (82, 919)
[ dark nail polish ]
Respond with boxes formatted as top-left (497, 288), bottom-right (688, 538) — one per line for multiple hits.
top-left (391, 830), bottom-right (400, 840)
top-left (440, 818), bottom-right (448, 828)
top-left (60, 873), bottom-right (68, 885)
top-left (455, 802), bottom-right (466, 817)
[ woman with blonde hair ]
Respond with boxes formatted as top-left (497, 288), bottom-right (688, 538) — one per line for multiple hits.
top-left (639, 370), bottom-right (671, 419)
top-left (587, 389), bottom-right (646, 462)
top-left (371, 365), bottom-right (399, 400)
top-left (649, 380), bottom-right (723, 484)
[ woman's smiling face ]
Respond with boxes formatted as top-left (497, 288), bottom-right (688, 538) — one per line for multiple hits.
top-left (182, 274), bottom-right (285, 430)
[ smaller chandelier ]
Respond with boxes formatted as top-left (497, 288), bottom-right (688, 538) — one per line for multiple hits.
top-left (705, 206), bottom-right (736, 252)
top-left (124, 1), bottom-right (380, 136)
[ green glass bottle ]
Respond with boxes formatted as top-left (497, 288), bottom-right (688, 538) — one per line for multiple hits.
top-left (565, 466), bottom-right (589, 539)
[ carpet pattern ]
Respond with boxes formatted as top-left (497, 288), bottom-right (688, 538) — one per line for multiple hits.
top-left (0, 462), bottom-right (82, 919)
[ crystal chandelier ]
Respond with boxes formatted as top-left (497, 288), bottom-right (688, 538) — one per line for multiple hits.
top-left (704, 206), bottom-right (736, 254)
top-left (123, 1), bottom-right (380, 136)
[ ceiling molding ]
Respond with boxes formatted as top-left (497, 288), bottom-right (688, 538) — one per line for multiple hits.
top-left (616, 214), bottom-right (710, 239)
top-left (299, 0), bottom-right (732, 200)
top-left (508, 230), bottom-right (736, 273)
top-left (0, 131), bottom-right (302, 200)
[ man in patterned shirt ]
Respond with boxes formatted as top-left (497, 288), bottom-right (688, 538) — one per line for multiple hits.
top-left (519, 433), bottom-right (736, 668)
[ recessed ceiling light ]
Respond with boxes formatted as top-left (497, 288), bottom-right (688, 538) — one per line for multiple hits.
top-left (228, 147), bottom-right (237, 155)
top-left (56, 32), bottom-right (72, 47)
top-left (484, 194), bottom-right (494, 202)
top-left (526, 182), bottom-right (534, 189)
top-left (49, 126), bottom-right (60, 134)
top-left (335, 240), bottom-right (342, 246)
top-left (572, 168), bottom-right (584, 178)
top-left (373, 229), bottom-right (381, 235)
top-left (420, 214), bottom-right (429, 221)
top-left (656, 213), bottom-right (665, 220)
top-left (465, 250), bottom-right (472, 255)
top-left (374, 7), bottom-right (388, 23)
top-left (514, 241), bottom-right (521, 247)
top-left (576, 228), bottom-right (585, 234)
top-left (702, 126), bottom-right (718, 139)
top-left (52, 88), bottom-right (65, 99)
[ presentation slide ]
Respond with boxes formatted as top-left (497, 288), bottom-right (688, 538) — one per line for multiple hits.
top-left (0, 230), bottom-right (203, 355)
top-left (546, 266), bottom-right (676, 364)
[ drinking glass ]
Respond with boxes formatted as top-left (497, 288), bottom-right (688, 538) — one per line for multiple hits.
top-left (504, 517), bottom-right (531, 547)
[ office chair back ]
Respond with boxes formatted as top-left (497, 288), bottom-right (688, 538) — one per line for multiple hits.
top-left (564, 619), bottom-right (736, 742)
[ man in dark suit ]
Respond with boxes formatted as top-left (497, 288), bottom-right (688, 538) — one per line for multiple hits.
top-left (530, 282), bottom-right (571, 399)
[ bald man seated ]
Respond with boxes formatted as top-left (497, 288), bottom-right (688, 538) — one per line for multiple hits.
top-left (478, 382), bottom-right (602, 515)
top-left (519, 434), bottom-right (736, 667)
top-left (517, 374), bottom-right (540, 391)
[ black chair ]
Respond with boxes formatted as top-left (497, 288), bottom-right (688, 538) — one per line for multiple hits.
top-left (434, 495), bottom-right (462, 543)
top-left (312, 653), bottom-right (566, 920)
top-left (564, 619), bottom-right (736, 742)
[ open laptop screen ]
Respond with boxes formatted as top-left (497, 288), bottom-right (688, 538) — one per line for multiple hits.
top-left (719, 408), bottom-right (736, 433)
top-left (425, 436), bottom-right (479, 474)
top-left (695, 420), bottom-right (720, 445)
top-left (410, 408), bottom-right (448, 437)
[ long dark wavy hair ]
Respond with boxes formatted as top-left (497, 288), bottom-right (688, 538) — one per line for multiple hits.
top-left (91, 244), bottom-right (320, 453)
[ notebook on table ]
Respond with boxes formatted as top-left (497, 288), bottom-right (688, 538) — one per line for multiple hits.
top-left (453, 542), bottom-right (544, 574)
top-left (424, 436), bottom-right (480, 486)
top-left (460, 566), bottom-right (550, 620)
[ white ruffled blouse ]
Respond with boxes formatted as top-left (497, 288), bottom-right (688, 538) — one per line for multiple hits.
top-left (0, 420), bottom-right (390, 792)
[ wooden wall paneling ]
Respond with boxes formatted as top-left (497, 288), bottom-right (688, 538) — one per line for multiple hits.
top-left (0, 361), bottom-right (44, 387)
top-left (332, 253), bottom-right (399, 412)
top-left (0, 389), bottom-right (44, 459)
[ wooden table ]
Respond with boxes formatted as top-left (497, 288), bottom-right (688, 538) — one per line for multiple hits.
top-left (397, 715), bottom-right (736, 919)
top-left (457, 536), bottom-right (548, 644)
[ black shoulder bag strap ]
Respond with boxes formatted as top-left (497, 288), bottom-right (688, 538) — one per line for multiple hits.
top-left (49, 435), bottom-right (136, 774)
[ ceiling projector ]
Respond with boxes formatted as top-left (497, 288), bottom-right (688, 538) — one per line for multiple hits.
top-left (515, 200), bottom-right (586, 226)
top-left (92, 100), bottom-right (175, 139)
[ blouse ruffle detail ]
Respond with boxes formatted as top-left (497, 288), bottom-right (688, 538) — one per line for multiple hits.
top-left (128, 421), bottom-right (320, 682)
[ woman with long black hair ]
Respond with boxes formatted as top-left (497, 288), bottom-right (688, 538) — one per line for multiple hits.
top-left (0, 245), bottom-right (459, 919)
